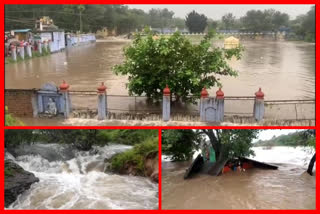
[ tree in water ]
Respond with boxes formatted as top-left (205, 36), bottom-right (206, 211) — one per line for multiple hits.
top-left (114, 28), bottom-right (243, 103)
top-left (200, 129), bottom-right (260, 176)
top-left (162, 129), bottom-right (259, 175)
top-left (300, 130), bottom-right (316, 176)
top-left (185, 10), bottom-right (208, 33)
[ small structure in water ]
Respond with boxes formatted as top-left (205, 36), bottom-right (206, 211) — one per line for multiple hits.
top-left (184, 142), bottom-right (278, 179)
top-left (224, 36), bottom-right (240, 49)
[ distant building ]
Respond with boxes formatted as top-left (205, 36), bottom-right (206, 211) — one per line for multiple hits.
top-left (10, 29), bottom-right (32, 42)
top-left (34, 16), bottom-right (65, 52)
top-left (150, 27), bottom-right (189, 34)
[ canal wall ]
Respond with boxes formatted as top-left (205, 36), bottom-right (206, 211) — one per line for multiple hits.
top-left (5, 89), bottom-right (37, 117)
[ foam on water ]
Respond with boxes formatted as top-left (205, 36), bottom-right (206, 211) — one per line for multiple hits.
top-left (7, 144), bottom-right (158, 210)
top-left (251, 146), bottom-right (315, 167)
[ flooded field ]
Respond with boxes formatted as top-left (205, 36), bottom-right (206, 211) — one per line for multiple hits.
top-left (5, 40), bottom-right (315, 100)
top-left (162, 147), bottom-right (316, 210)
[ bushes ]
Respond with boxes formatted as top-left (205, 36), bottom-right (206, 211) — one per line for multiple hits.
top-left (5, 106), bottom-right (24, 126)
top-left (110, 136), bottom-right (158, 175)
top-left (114, 29), bottom-right (243, 103)
top-left (97, 130), bottom-right (158, 145)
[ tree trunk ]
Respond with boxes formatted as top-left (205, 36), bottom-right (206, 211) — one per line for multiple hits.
top-left (307, 153), bottom-right (316, 176)
top-left (207, 149), bottom-right (228, 176)
top-left (207, 157), bottom-right (229, 176)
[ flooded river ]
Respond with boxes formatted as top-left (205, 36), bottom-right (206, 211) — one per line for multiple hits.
top-left (6, 144), bottom-right (158, 210)
top-left (5, 40), bottom-right (315, 100)
top-left (162, 147), bottom-right (315, 210)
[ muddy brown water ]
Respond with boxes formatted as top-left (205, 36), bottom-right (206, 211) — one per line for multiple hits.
top-left (5, 40), bottom-right (315, 100)
top-left (161, 147), bottom-right (316, 210)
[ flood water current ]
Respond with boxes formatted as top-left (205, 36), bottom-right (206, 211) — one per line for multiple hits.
top-left (5, 40), bottom-right (315, 100)
top-left (162, 146), bottom-right (316, 210)
top-left (5, 144), bottom-right (158, 210)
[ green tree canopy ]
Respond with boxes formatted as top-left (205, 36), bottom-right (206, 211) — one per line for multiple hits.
top-left (5, 5), bottom-right (184, 35)
top-left (162, 130), bottom-right (204, 161)
top-left (222, 13), bottom-right (236, 30)
top-left (162, 129), bottom-right (260, 175)
top-left (185, 10), bottom-right (208, 33)
top-left (113, 29), bottom-right (243, 102)
top-left (240, 9), bottom-right (289, 33)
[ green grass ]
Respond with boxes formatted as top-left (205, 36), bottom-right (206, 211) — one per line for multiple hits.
top-left (5, 106), bottom-right (24, 126)
top-left (4, 168), bottom-right (13, 177)
top-left (110, 136), bottom-right (158, 175)
top-left (97, 129), bottom-right (158, 146)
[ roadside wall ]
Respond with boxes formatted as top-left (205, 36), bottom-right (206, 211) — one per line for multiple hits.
top-left (5, 89), bottom-right (37, 117)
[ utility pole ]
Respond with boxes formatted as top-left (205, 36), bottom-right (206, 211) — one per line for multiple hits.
top-left (79, 10), bottom-right (82, 33)
top-left (78, 5), bottom-right (85, 34)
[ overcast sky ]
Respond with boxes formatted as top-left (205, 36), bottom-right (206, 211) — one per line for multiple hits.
top-left (253, 129), bottom-right (301, 143)
top-left (127, 4), bottom-right (314, 20)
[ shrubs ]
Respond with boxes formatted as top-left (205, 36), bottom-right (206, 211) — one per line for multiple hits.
top-left (5, 106), bottom-right (24, 126)
top-left (97, 130), bottom-right (158, 145)
top-left (110, 136), bottom-right (158, 175)
top-left (114, 28), bottom-right (243, 102)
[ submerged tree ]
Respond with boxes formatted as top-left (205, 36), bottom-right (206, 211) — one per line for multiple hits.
top-left (114, 29), bottom-right (243, 102)
top-left (162, 129), bottom-right (259, 167)
top-left (162, 129), bottom-right (260, 175)
top-left (200, 129), bottom-right (260, 175)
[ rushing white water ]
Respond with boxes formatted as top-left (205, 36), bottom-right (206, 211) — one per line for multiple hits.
top-left (6, 144), bottom-right (158, 210)
top-left (250, 146), bottom-right (315, 168)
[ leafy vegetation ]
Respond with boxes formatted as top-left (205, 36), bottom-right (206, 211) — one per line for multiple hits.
top-left (5, 5), bottom-right (185, 35)
top-left (110, 135), bottom-right (158, 175)
top-left (114, 29), bottom-right (243, 102)
top-left (240, 9), bottom-right (289, 33)
top-left (162, 129), bottom-right (259, 162)
top-left (290, 6), bottom-right (315, 42)
top-left (222, 13), bottom-right (236, 30)
top-left (97, 129), bottom-right (158, 145)
top-left (254, 131), bottom-right (315, 147)
top-left (4, 168), bottom-right (13, 177)
top-left (5, 130), bottom-right (34, 147)
top-left (185, 10), bottom-right (208, 33)
top-left (162, 130), bottom-right (204, 161)
top-left (162, 129), bottom-right (260, 175)
top-left (5, 129), bottom-right (158, 151)
top-left (5, 106), bottom-right (24, 126)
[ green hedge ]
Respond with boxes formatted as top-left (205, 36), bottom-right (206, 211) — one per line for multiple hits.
top-left (110, 136), bottom-right (158, 175)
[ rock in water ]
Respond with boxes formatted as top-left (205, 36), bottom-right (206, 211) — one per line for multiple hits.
top-left (5, 160), bottom-right (39, 208)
